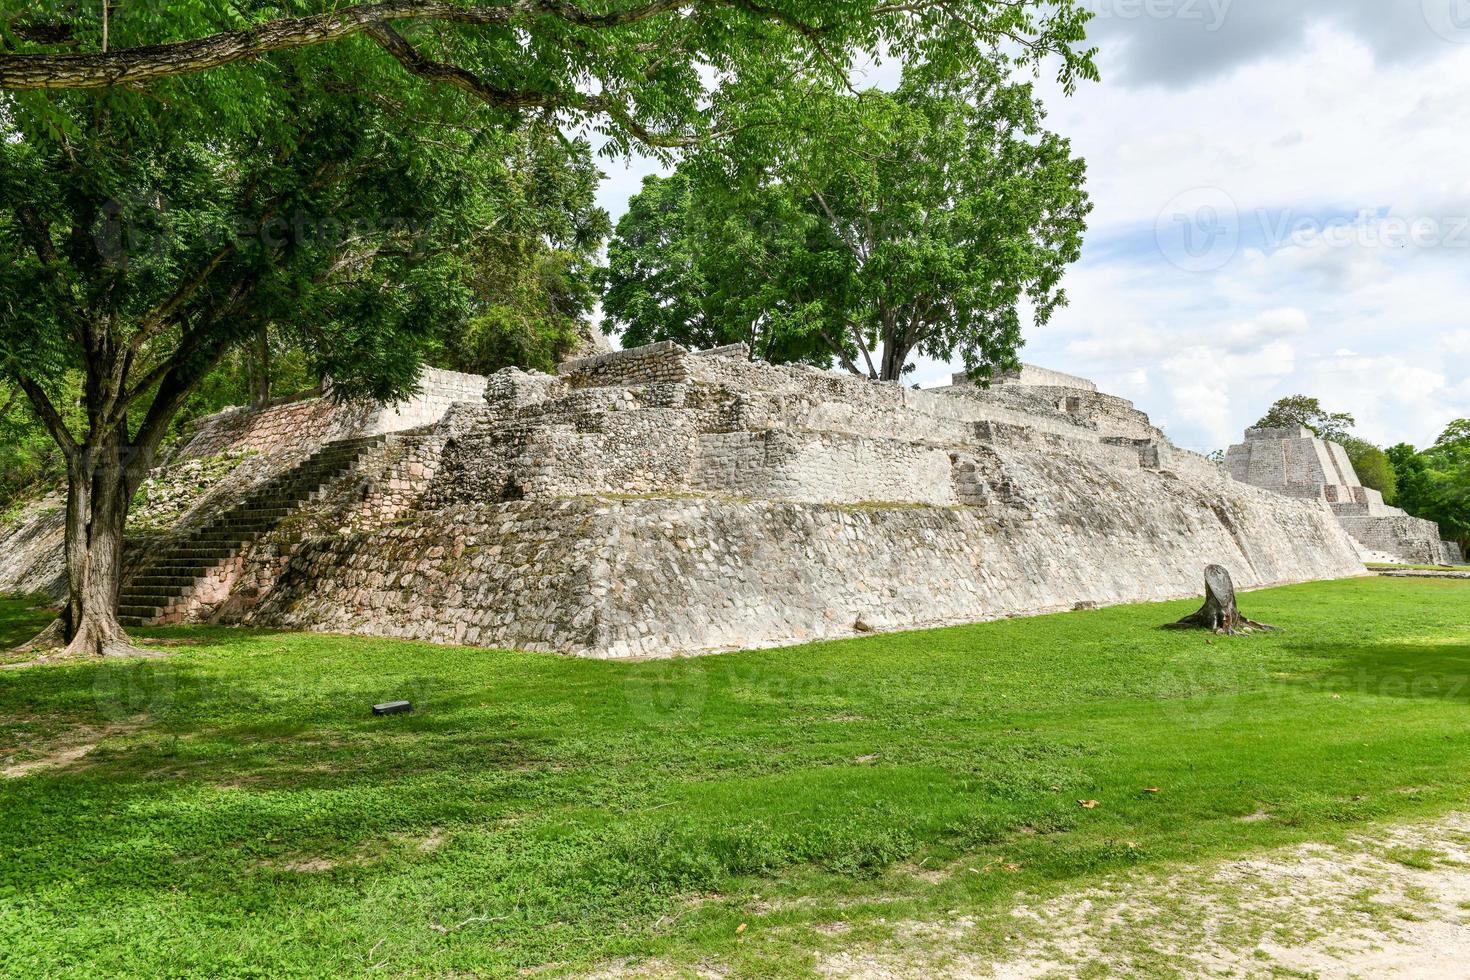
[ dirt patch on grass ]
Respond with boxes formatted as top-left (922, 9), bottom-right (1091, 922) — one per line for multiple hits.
top-left (2, 721), bottom-right (148, 778)
top-left (260, 828), bottom-right (450, 874)
top-left (816, 813), bottom-right (1470, 978)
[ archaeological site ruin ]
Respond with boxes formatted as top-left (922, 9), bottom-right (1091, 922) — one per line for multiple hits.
top-left (1228, 426), bottom-right (1464, 567)
top-left (2, 342), bottom-right (1431, 659)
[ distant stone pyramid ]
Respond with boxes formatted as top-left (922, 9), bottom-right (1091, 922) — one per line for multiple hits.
top-left (1226, 426), bottom-right (1463, 566)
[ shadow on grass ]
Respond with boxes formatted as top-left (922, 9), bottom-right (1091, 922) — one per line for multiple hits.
top-left (1275, 640), bottom-right (1470, 705)
top-left (0, 593), bottom-right (56, 652)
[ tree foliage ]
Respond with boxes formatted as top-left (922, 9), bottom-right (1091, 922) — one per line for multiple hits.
top-left (1338, 436), bottom-right (1397, 504)
top-left (603, 69), bottom-right (1091, 380)
top-left (1389, 423), bottom-right (1470, 550)
top-left (601, 172), bottom-right (838, 365)
top-left (430, 130), bottom-right (610, 375)
top-left (0, 0), bottom-right (1099, 152)
top-left (1254, 395), bottom-right (1357, 443)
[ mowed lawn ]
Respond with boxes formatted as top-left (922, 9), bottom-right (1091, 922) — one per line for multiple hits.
top-left (3, 577), bottom-right (1470, 977)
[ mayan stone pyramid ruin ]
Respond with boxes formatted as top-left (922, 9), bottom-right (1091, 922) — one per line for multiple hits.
top-left (1, 342), bottom-right (1374, 658)
top-left (1227, 426), bottom-right (1464, 566)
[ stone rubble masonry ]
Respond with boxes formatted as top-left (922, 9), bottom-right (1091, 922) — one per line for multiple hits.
top-left (951, 362), bottom-right (1099, 392)
top-left (1226, 426), bottom-right (1462, 566)
top-left (177, 367), bottom-right (486, 458)
top-left (0, 342), bottom-right (1372, 657)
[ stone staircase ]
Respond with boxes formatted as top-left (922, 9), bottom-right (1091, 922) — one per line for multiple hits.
top-left (118, 435), bottom-right (384, 626)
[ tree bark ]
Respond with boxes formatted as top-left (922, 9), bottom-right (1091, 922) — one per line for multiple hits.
top-left (252, 326), bottom-right (272, 410)
top-left (21, 434), bottom-right (148, 658)
top-left (879, 339), bottom-right (909, 382)
top-left (1165, 565), bottom-right (1276, 636)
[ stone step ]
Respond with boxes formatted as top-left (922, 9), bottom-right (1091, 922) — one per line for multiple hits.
top-left (155, 551), bottom-right (235, 564)
top-left (121, 584), bottom-right (187, 600)
top-left (144, 558), bottom-right (224, 572)
top-left (117, 435), bottom-right (384, 621)
top-left (130, 575), bottom-right (198, 588)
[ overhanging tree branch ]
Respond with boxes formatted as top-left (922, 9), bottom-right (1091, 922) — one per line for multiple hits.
top-left (0, 0), bottom-right (699, 89)
top-left (367, 24), bottom-right (705, 146)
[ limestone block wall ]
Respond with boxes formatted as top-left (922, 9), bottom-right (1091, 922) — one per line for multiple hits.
top-left (952, 364), bottom-right (1099, 392)
top-left (0, 497), bottom-right (66, 597)
top-left (363, 367), bottom-right (489, 435)
top-left (179, 367), bottom-right (487, 461)
top-left (1337, 514), bottom-right (1459, 566)
top-left (179, 396), bottom-right (367, 459)
top-left (559, 341), bottom-right (694, 388)
top-left (691, 430), bottom-right (959, 505)
top-left (249, 444), bottom-right (1364, 658)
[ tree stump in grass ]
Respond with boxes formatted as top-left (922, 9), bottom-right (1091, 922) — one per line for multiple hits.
top-left (1165, 565), bottom-right (1276, 636)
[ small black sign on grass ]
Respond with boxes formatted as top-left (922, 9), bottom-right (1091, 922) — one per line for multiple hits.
top-left (372, 700), bottom-right (413, 716)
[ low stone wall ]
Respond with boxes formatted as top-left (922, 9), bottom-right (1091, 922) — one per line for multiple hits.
top-left (1338, 514), bottom-right (1460, 567)
top-left (179, 396), bottom-right (366, 459)
top-left (363, 367), bottom-right (489, 435)
top-left (952, 363), bottom-right (1100, 392)
top-left (178, 367), bottom-right (487, 460)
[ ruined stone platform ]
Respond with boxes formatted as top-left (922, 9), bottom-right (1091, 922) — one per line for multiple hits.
top-left (1, 345), bottom-right (1370, 658)
top-left (1227, 426), bottom-right (1463, 566)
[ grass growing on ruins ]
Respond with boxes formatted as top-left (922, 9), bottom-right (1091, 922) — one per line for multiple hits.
top-left (3, 576), bottom-right (1470, 976)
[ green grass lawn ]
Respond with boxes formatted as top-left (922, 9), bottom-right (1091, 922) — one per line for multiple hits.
top-left (3, 577), bottom-right (1470, 977)
top-left (1368, 561), bottom-right (1470, 572)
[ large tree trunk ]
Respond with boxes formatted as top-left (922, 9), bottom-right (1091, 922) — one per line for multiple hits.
top-left (24, 434), bottom-right (149, 658)
top-left (252, 326), bottom-right (272, 409)
top-left (1165, 565), bottom-right (1276, 636)
top-left (879, 340), bottom-right (909, 382)
top-left (60, 439), bottom-right (143, 656)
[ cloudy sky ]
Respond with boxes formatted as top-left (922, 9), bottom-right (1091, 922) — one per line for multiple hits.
top-left (594, 0), bottom-right (1470, 453)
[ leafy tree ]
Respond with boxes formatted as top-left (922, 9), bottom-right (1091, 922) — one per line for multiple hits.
top-left (0, 0), bottom-right (1096, 656)
top-left (1387, 427), bottom-right (1470, 552)
top-left (1338, 436), bottom-right (1397, 504)
top-left (0, 1), bottom-right (1098, 141)
top-left (432, 130), bottom-right (610, 375)
top-left (1254, 395), bottom-right (1356, 443)
top-left (607, 70), bottom-right (1091, 380)
top-left (601, 173), bottom-right (838, 365)
top-left (0, 53), bottom-right (542, 655)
